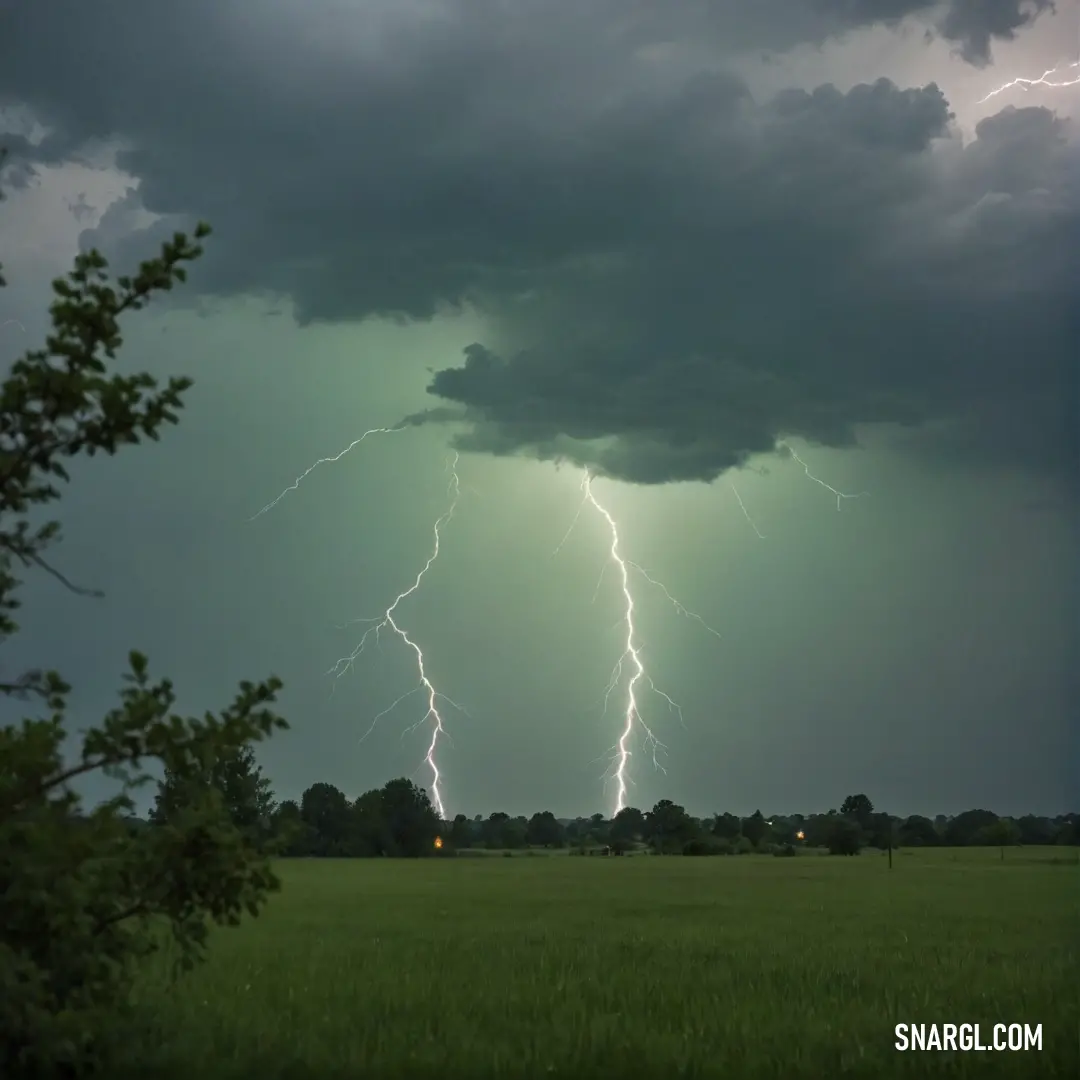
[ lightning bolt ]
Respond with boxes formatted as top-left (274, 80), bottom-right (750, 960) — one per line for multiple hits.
top-left (250, 429), bottom-right (462, 818)
top-left (580, 471), bottom-right (721, 816)
top-left (977, 58), bottom-right (1080, 104)
top-left (729, 481), bottom-right (766, 539)
top-left (778, 440), bottom-right (868, 510)
top-left (248, 424), bottom-right (407, 521)
top-left (326, 453), bottom-right (464, 819)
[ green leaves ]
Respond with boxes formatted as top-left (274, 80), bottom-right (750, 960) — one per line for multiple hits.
top-left (0, 212), bottom-right (288, 1076)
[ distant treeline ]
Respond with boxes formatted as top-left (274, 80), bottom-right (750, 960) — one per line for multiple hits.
top-left (140, 749), bottom-right (1078, 858)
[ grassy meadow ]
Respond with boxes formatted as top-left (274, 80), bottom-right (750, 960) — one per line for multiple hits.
top-left (124, 847), bottom-right (1077, 1079)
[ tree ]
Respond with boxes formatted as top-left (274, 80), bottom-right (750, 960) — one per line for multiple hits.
top-left (609, 806), bottom-right (644, 844)
top-left (351, 789), bottom-right (390, 856)
top-left (272, 798), bottom-right (307, 855)
top-left (977, 817), bottom-right (1021, 860)
top-left (646, 799), bottom-right (695, 853)
top-left (710, 812), bottom-right (741, 840)
top-left (1015, 814), bottom-right (1054, 846)
top-left (840, 794), bottom-right (874, 828)
top-left (526, 810), bottom-right (565, 848)
top-left (448, 812), bottom-right (473, 849)
top-left (944, 809), bottom-right (998, 846)
top-left (0, 213), bottom-right (288, 1077)
top-left (151, 743), bottom-right (277, 848)
top-left (899, 814), bottom-right (939, 847)
top-left (827, 816), bottom-right (862, 855)
top-left (300, 782), bottom-right (352, 855)
top-left (482, 811), bottom-right (511, 849)
top-left (379, 777), bottom-right (440, 856)
top-left (741, 810), bottom-right (769, 847)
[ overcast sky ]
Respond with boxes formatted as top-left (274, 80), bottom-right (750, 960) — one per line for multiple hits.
top-left (1, 0), bottom-right (1076, 820)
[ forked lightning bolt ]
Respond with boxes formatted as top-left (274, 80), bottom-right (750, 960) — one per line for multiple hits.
top-left (978, 58), bottom-right (1080, 103)
top-left (327, 454), bottom-right (464, 819)
top-left (778, 440), bottom-right (868, 510)
top-left (250, 429), bottom-right (460, 818)
top-left (577, 472), bottom-right (722, 816)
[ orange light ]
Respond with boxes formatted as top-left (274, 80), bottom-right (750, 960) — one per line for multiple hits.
top-left (434, 836), bottom-right (443, 849)
top-left (795, 830), bottom-right (805, 840)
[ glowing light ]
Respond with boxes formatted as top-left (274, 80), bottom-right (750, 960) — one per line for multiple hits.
top-left (328, 453), bottom-right (465, 820)
top-left (434, 835), bottom-right (443, 849)
top-left (580, 471), bottom-right (719, 816)
top-left (796, 830), bottom-right (805, 841)
top-left (977, 59), bottom-right (1080, 104)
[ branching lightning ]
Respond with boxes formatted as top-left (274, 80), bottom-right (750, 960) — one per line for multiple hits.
top-left (778, 440), bottom-right (868, 510)
top-left (326, 453), bottom-right (464, 819)
top-left (575, 472), bottom-right (725, 816)
top-left (977, 58), bottom-right (1080, 103)
top-left (250, 430), bottom-right (462, 818)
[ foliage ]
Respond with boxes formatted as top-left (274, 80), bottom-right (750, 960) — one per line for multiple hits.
top-left (976, 817), bottom-right (1022, 859)
top-left (840, 793), bottom-right (874, 826)
top-left (525, 809), bottom-right (564, 848)
top-left (0, 214), bottom-right (287, 1077)
top-left (827, 816), bottom-right (863, 855)
top-left (645, 798), bottom-right (695, 853)
top-left (151, 743), bottom-right (277, 849)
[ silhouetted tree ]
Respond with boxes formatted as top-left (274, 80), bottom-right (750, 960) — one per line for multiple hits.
top-left (380, 777), bottom-right (440, 856)
top-left (710, 812), bottom-right (742, 840)
top-left (827, 816), bottom-right (862, 855)
top-left (300, 782), bottom-right (351, 855)
top-left (611, 806), bottom-right (646, 844)
top-left (840, 794), bottom-right (874, 829)
top-left (647, 799), bottom-right (695, 853)
top-left (152, 743), bottom-right (276, 849)
top-left (945, 809), bottom-right (998, 846)
top-left (741, 810), bottom-right (769, 847)
top-left (526, 810), bottom-right (565, 848)
top-left (977, 817), bottom-right (1021, 860)
top-left (448, 813), bottom-right (473, 849)
top-left (899, 814), bottom-right (939, 847)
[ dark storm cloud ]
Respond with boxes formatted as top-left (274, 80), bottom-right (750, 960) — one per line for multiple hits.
top-left (1, 0), bottom-right (1074, 484)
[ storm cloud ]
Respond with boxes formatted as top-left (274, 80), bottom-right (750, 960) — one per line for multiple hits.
top-left (2, 0), bottom-right (1074, 484)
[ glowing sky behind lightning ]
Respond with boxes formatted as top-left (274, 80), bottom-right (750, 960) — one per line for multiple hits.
top-left (3, 0), bottom-right (1077, 820)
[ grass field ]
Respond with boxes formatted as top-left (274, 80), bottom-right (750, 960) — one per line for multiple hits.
top-left (124, 847), bottom-right (1077, 1078)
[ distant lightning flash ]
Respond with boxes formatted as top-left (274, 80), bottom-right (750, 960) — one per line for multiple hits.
top-left (580, 472), bottom-right (714, 816)
top-left (326, 454), bottom-right (464, 819)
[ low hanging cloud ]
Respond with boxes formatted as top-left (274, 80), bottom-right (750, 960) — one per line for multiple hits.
top-left (1, 0), bottom-right (1074, 484)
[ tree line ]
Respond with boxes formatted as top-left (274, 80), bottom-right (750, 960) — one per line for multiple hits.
top-left (149, 753), bottom-right (1080, 859)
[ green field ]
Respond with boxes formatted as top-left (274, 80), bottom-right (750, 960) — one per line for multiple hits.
top-left (125, 848), bottom-right (1077, 1078)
